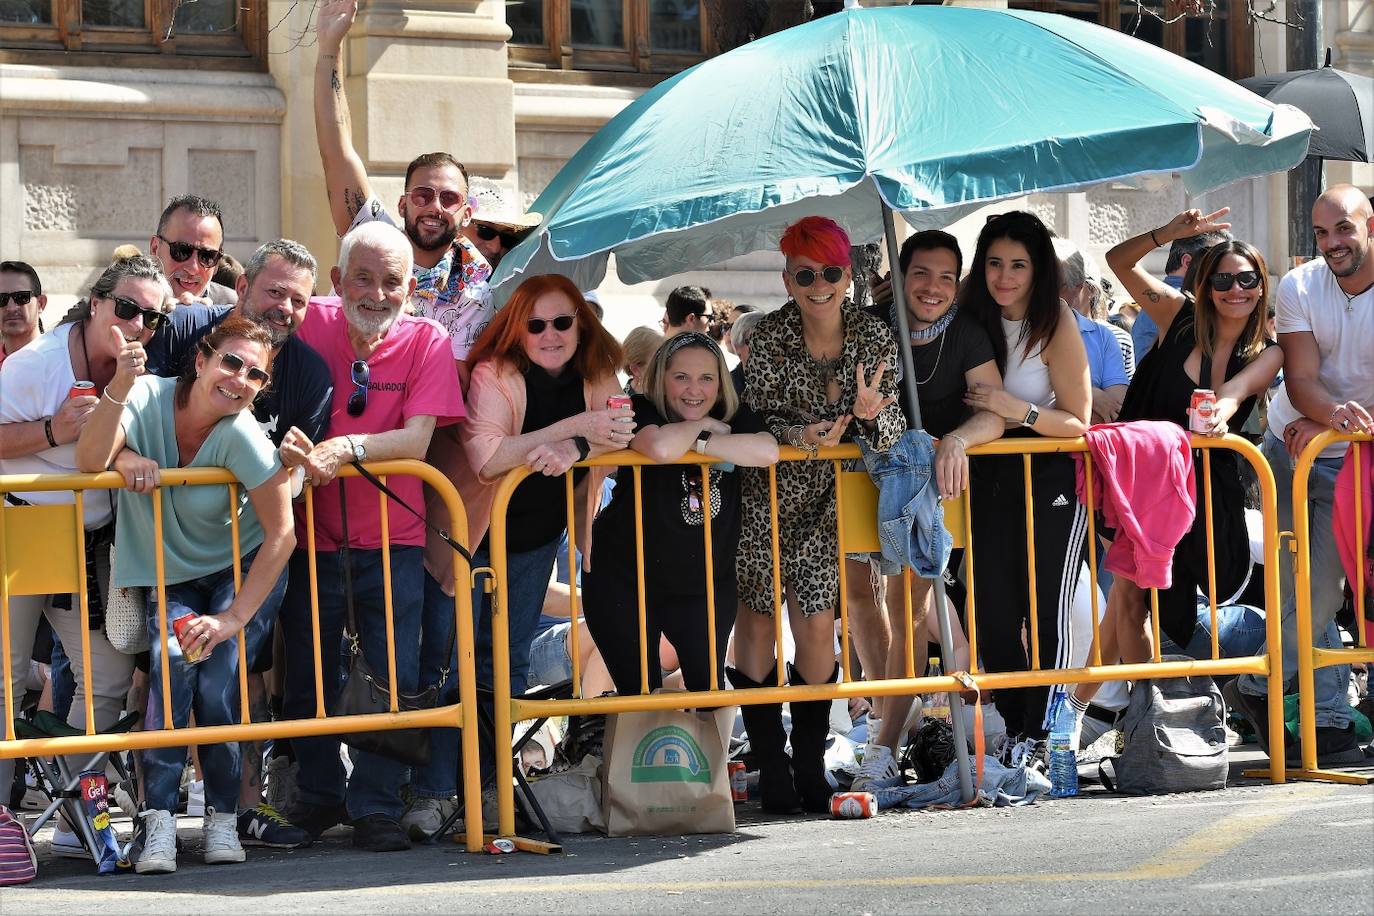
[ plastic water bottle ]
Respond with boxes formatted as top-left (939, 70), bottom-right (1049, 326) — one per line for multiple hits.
top-left (1047, 690), bottom-right (1079, 798)
top-left (923, 658), bottom-right (951, 725)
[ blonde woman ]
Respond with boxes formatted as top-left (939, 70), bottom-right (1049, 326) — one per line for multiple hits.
top-left (620, 325), bottom-right (664, 395)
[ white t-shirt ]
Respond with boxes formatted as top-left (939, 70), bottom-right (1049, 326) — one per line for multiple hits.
top-left (0, 322), bottom-right (114, 527)
top-left (1267, 257), bottom-right (1374, 458)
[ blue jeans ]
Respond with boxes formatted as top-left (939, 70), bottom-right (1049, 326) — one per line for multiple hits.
top-left (1161, 603), bottom-right (1268, 676)
top-left (1238, 432), bottom-right (1351, 728)
top-left (142, 547), bottom-right (288, 813)
top-left (473, 536), bottom-right (563, 696)
top-left (50, 634), bottom-right (74, 722)
top-left (410, 571), bottom-right (463, 800)
top-left (280, 546), bottom-right (423, 820)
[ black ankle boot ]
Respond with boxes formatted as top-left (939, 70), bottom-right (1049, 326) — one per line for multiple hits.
top-left (726, 665), bottom-right (801, 814)
top-left (787, 662), bottom-right (838, 814)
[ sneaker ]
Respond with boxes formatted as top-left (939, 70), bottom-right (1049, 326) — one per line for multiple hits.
top-left (851, 743), bottom-right (901, 791)
top-left (400, 796), bottom-right (457, 842)
top-left (1224, 723), bottom-right (1245, 748)
top-left (111, 782), bottom-right (140, 820)
top-left (283, 801), bottom-right (348, 840)
top-left (237, 803), bottom-right (312, 849)
top-left (203, 807), bottom-right (245, 864)
top-left (351, 814), bottom-right (410, 852)
top-left (264, 755), bottom-right (299, 815)
top-left (50, 820), bottom-right (91, 859)
top-left (1223, 681), bottom-right (1272, 754)
top-left (135, 809), bottom-right (177, 875)
top-left (1287, 724), bottom-right (1366, 767)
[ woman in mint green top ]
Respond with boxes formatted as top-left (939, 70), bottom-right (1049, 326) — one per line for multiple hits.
top-left (77, 315), bottom-right (295, 873)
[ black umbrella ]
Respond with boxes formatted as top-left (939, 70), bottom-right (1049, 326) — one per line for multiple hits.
top-left (1240, 51), bottom-right (1373, 162)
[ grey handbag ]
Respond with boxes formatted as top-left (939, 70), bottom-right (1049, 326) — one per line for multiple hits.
top-left (102, 543), bottom-right (148, 654)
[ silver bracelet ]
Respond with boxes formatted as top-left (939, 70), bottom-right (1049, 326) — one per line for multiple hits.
top-left (944, 433), bottom-right (968, 451)
top-left (102, 388), bottom-right (129, 407)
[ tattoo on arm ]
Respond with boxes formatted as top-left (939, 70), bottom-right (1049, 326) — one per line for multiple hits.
top-left (344, 187), bottom-right (366, 220)
top-left (331, 67), bottom-right (341, 94)
top-left (1146, 291), bottom-right (1160, 303)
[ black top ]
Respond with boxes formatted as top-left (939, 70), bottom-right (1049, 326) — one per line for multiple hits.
top-left (590, 394), bottom-right (762, 593)
top-left (146, 302), bottom-right (333, 446)
top-left (865, 305), bottom-right (996, 438)
top-left (503, 363), bottom-right (589, 553)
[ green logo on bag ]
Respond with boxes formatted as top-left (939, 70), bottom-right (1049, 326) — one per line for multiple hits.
top-left (630, 726), bottom-right (711, 784)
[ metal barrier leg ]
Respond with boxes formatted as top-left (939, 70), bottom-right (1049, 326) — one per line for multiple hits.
top-left (932, 579), bottom-right (975, 803)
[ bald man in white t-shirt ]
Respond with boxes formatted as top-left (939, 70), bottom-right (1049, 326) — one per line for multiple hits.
top-left (1230, 185), bottom-right (1374, 766)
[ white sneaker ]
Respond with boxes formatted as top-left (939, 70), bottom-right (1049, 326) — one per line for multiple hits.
top-left (1224, 723), bottom-right (1245, 748)
top-left (50, 821), bottom-right (91, 859)
top-left (851, 743), bottom-right (901, 791)
top-left (400, 796), bottom-right (456, 841)
top-left (203, 807), bottom-right (245, 864)
top-left (135, 810), bottom-right (178, 874)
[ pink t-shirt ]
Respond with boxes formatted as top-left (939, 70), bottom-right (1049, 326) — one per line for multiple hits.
top-left (296, 296), bottom-right (464, 551)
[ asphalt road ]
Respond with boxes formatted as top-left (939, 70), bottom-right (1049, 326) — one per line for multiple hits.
top-left (7, 750), bottom-right (1373, 915)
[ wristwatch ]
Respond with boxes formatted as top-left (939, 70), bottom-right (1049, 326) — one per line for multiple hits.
top-left (1021, 403), bottom-right (1041, 428)
top-left (346, 434), bottom-right (366, 463)
top-left (694, 430), bottom-right (713, 454)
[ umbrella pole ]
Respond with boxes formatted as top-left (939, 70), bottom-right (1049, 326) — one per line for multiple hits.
top-left (880, 203), bottom-right (977, 805)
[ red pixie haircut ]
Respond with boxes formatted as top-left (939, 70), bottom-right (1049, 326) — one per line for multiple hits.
top-left (779, 216), bottom-right (851, 266)
top-left (467, 273), bottom-right (621, 381)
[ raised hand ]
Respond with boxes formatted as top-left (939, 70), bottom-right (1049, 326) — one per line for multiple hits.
top-left (852, 361), bottom-right (896, 421)
top-left (1159, 207), bottom-right (1231, 244)
top-left (316, 0), bottom-right (359, 52)
top-left (109, 325), bottom-right (147, 400)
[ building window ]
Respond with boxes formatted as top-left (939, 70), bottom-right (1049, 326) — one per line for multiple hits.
top-left (0, 0), bottom-right (267, 68)
top-left (1010, 1), bottom-right (1253, 79)
top-left (509, 0), bottom-right (714, 75)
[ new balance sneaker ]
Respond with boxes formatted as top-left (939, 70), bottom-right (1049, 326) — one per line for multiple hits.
top-left (851, 743), bottom-right (901, 791)
top-left (50, 820), bottom-right (91, 859)
top-left (237, 803), bottom-right (312, 849)
top-left (400, 796), bottom-right (457, 842)
top-left (135, 809), bottom-right (178, 875)
top-left (203, 807), bottom-right (245, 864)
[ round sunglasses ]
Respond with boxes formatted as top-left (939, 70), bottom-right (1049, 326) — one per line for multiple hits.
top-left (788, 265), bottom-right (846, 287)
top-left (156, 234), bottom-right (223, 269)
top-left (1208, 271), bottom-right (1261, 292)
top-left (527, 314), bottom-right (575, 334)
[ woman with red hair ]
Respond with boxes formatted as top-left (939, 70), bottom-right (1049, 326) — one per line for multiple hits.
top-left (727, 216), bottom-right (905, 814)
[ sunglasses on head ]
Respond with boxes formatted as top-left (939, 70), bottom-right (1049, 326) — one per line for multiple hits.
top-left (788, 265), bottom-right (846, 287)
top-left (156, 234), bottom-right (223, 269)
top-left (475, 224), bottom-right (526, 249)
top-left (527, 314), bottom-right (575, 335)
top-left (0, 290), bottom-right (34, 309)
top-left (109, 295), bottom-right (166, 331)
top-left (347, 359), bottom-right (370, 417)
top-left (199, 341), bottom-right (270, 387)
top-left (407, 185), bottom-right (467, 212)
top-left (1209, 271), bottom-right (1261, 292)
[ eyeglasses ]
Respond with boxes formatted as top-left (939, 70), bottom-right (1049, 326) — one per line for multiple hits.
top-left (108, 295), bottom-right (166, 331)
top-left (527, 314), bottom-right (575, 335)
top-left (787, 265), bottom-right (846, 287)
top-left (1209, 271), bottom-right (1261, 292)
top-left (156, 235), bottom-right (223, 269)
top-left (475, 224), bottom-right (526, 249)
top-left (407, 186), bottom-right (467, 212)
top-left (347, 359), bottom-right (370, 417)
top-left (200, 342), bottom-right (270, 387)
top-left (0, 291), bottom-right (34, 309)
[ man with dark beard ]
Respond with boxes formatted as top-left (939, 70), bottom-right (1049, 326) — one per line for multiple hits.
top-left (313, 0), bottom-right (491, 386)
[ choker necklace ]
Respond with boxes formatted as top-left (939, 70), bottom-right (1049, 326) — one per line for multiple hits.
top-left (909, 305), bottom-right (958, 343)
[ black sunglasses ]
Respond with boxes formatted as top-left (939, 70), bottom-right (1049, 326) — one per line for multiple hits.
top-left (109, 295), bottom-right (166, 331)
top-left (0, 290), bottom-right (34, 308)
top-left (788, 265), bottom-right (846, 287)
top-left (527, 314), bottom-right (575, 334)
top-left (347, 359), bottom-right (370, 417)
top-left (475, 224), bottom-right (527, 249)
top-left (1209, 271), bottom-right (1262, 292)
top-left (200, 342), bottom-right (270, 387)
top-left (156, 234), bottom-right (223, 269)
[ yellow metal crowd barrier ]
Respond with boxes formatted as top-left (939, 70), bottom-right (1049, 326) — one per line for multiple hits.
top-left (0, 460), bottom-right (485, 853)
top-left (1289, 430), bottom-right (1373, 786)
top-left (485, 434), bottom-right (1288, 844)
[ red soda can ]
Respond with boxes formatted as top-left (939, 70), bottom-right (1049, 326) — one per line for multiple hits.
top-left (829, 791), bottom-right (877, 819)
top-left (729, 761), bottom-right (747, 802)
top-left (171, 611), bottom-right (208, 664)
top-left (69, 380), bottom-right (95, 400)
top-left (484, 838), bottom-right (516, 854)
top-left (606, 394), bottom-right (632, 411)
top-left (1189, 389), bottom-right (1217, 434)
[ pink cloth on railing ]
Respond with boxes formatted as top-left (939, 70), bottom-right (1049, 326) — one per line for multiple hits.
top-left (1074, 421), bottom-right (1196, 589)
top-left (1333, 440), bottom-right (1373, 645)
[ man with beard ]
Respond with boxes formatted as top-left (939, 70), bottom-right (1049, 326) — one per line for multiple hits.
top-left (0, 260), bottom-right (45, 369)
top-left (463, 176), bottom-right (541, 270)
top-left (314, 0), bottom-right (490, 386)
top-left (1228, 184), bottom-right (1374, 765)
top-left (279, 221), bottom-right (464, 852)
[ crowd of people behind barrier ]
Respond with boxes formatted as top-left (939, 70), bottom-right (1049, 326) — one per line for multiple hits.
top-left (1, 1), bottom-right (1372, 879)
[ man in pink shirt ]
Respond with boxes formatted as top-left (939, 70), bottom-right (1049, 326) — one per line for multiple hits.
top-left (278, 222), bottom-right (464, 853)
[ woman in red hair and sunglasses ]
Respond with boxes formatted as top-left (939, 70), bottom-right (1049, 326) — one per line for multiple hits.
top-left (728, 216), bottom-right (905, 814)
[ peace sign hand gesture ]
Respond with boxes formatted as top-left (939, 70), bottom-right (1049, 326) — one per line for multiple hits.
top-left (1159, 207), bottom-right (1231, 245)
top-left (852, 361), bottom-right (896, 422)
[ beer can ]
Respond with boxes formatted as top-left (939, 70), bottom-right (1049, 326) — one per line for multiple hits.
top-left (69, 380), bottom-right (95, 400)
top-left (1189, 389), bottom-right (1217, 434)
top-left (728, 761), bottom-right (747, 802)
top-left (171, 611), bottom-right (208, 664)
top-left (484, 838), bottom-right (516, 854)
top-left (829, 791), bottom-right (877, 819)
top-left (606, 394), bottom-right (633, 411)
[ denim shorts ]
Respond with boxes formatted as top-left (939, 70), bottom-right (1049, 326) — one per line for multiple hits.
top-left (526, 622), bottom-right (572, 691)
top-left (845, 551), bottom-right (902, 577)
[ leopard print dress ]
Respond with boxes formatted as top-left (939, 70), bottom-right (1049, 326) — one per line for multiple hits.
top-left (738, 299), bottom-right (905, 617)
